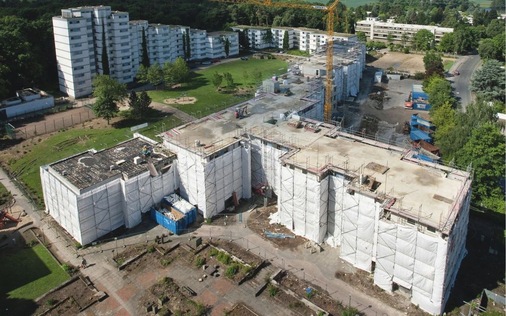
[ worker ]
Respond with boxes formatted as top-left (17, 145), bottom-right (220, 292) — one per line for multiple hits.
top-left (81, 258), bottom-right (87, 269)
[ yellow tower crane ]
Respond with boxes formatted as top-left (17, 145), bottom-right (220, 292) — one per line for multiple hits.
top-left (210, 0), bottom-right (340, 122)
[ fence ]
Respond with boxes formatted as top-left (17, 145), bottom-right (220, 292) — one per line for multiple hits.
top-left (9, 107), bottom-right (95, 140)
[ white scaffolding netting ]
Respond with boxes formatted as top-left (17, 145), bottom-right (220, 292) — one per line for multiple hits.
top-left (122, 165), bottom-right (178, 228)
top-left (340, 191), bottom-right (377, 271)
top-left (326, 174), bottom-right (346, 247)
top-left (278, 166), bottom-right (328, 243)
top-left (76, 180), bottom-right (124, 245)
top-left (374, 221), bottom-right (449, 314)
top-left (41, 167), bottom-right (81, 242)
top-left (250, 138), bottom-right (287, 195)
top-left (203, 146), bottom-right (244, 218)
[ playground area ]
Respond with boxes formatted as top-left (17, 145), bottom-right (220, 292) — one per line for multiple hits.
top-left (164, 96), bottom-right (197, 105)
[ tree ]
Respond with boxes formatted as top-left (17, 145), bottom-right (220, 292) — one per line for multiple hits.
top-left (282, 30), bottom-right (289, 51)
top-left (437, 33), bottom-right (455, 53)
top-left (425, 76), bottom-right (455, 111)
top-left (485, 19), bottom-right (505, 38)
top-left (262, 29), bottom-right (273, 46)
top-left (211, 72), bottom-right (223, 90)
top-left (413, 29), bottom-right (435, 52)
top-left (478, 38), bottom-right (500, 60)
top-left (471, 59), bottom-right (505, 102)
top-left (128, 90), bottom-right (139, 110)
top-left (456, 123), bottom-right (505, 213)
top-left (431, 101), bottom-right (458, 155)
top-left (101, 23), bottom-right (110, 75)
top-left (239, 29), bottom-right (250, 50)
top-left (131, 91), bottom-right (151, 119)
top-left (136, 64), bottom-right (149, 83)
top-left (184, 31), bottom-right (191, 60)
top-left (423, 51), bottom-right (444, 78)
top-left (400, 32), bottom-right (410, 47)
top-left (224, 37), bottom-right (230, 57)
top-left (453, 26), bottom-right (477, 54)
top-left (356, 31), bottom-right (367, 42)
top-left (141, 28), bottom-right (150, 68)
top-left (172, 57), bottom-right (190, 83)
top-left (147, 63), bottom-right (164, 87)
top-left (223, 72), bottom-right (234, 89)
top-left (92, 75), bottom-right (127, 124)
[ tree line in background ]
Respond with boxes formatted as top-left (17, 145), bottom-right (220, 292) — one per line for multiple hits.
top-left (422, 52), bottom-right (505, 213)
top-left (0, 0), bottom-right (504, 99)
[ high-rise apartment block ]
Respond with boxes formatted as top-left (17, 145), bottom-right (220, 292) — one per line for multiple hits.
top-left (52, 6), bottom-right (239, 98)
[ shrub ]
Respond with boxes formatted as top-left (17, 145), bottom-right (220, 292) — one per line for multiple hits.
top-left (225, 263), bottom-right (239, 278)
top-left (342, 307), bottom-right (360, 316)
top-left (147, 244), bottom-right (156, 253)
top-left (160, 258), bottom-right (173, 267)
top-left (209, 248), bottom-right (219, 257)
top-left (216, 251), bottom-right (231, 265)
top-left (268, 284), bottom-right (278, 297)
top-left (61, 263), bottom-right (77, 275)
top-left (45, 298), bottom-right (57, 306)
top-left (194, 256), bottom-right (206, 268)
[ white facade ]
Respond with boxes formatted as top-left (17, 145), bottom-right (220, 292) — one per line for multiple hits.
top-left (53, 6), bottom-right (240, 98)
top-left (207, 31), bottom-right (239, 59)
top-left (355, 18), bottom-right (454, 44)
top-left (41, 136), bottom-right (178, 245)
top-left (0, 89), bottom-right (54, 119)
top-left (271, 27), bottom-right (297, 49)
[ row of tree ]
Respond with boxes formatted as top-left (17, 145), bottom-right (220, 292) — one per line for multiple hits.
top-left (423, 55), bottom-right (505, 213)
top-left (92, 75), bottom-right (152, 124)
top-left (136, 57), bottom-right (190, 89)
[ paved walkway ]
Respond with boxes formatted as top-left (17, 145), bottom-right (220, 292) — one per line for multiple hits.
top-left (0, 165), bottom-right (402, 316)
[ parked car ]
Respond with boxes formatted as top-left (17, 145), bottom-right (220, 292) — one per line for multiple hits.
top-left (240, 57), bottom-right (249, 61)
top-left (453, 70), bottom-right (460, 76)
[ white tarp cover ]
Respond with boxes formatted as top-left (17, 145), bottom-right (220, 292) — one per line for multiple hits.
top-left (250, 138), bottom-right (287, 195)
top-left (241, 143), bottom-right (252, 199)
top-left (340, 192), bottom-right (376, 271)
top-left (76, 180), bottom-right (124, 245)
top-left (278, 166), bottom-right (328, 243)
top-left (374, 220), bottom-right (450, 315)
top-left (122, 164), bottom-right (178, 228)
top-left (204, 146), bottom-right (244, 218)
top-left (173, 148), bottom-right (206, 216)
top-left (326, 174), bottom-right (346, 247)
top-left (41, 167), bottom-right (81, 243)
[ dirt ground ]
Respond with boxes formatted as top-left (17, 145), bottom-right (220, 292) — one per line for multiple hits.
top-left (368, 51), bottom-right (456, 75)
top-left (164, 97), bottom-right (197, 105)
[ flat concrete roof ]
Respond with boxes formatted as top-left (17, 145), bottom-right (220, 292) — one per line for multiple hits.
top-left (161, 59), bottom-right (470, 232)
top-left (50, 138), bottom-right (175, 190)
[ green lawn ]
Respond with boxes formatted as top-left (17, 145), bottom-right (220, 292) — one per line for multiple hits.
top-left (8, 115), bottom-right (181, 207)
top-left (148, 58), bottom-right (288, 118)
top-left (471, 0), bottom-right (492, 7)
top-left (443, 59), bottom-right (456, 71)
top-left (305, 0), bottom-right (376, 7)
top-left (0, 244), bottom-right (69, 301)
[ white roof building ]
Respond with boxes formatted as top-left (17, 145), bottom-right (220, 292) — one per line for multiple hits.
top-left (355, 18), bottom-right (454, 44)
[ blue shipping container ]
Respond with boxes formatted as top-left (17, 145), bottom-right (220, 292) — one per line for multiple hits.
top-left (162, 194), bottom-right (197, 226)
top-left (151, 207), bottom-right (187, 235)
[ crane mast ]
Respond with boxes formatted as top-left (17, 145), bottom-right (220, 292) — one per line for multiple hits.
top-left (210, 0), bottom-right (340, 123)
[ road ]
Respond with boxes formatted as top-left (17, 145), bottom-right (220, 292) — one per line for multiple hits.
top-left (448, 54), bottom-right (481, 111)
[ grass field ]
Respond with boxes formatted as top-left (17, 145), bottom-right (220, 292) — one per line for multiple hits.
top-left (7, 115), bottom-right (181, 206)
top-left (148, 58), bottom-right (287, 118)
top-left (0, 244), bottom-right (69, 301)
top-left (443, 59), bottom-right (456, 71)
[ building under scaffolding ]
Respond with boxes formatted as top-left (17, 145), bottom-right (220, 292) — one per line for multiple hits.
top-left (40, 136), bottom-right (177, 245)
top-left (160, 66), bottom-right (471, 314)
top-left (41, 44), bottom-right (470, 314)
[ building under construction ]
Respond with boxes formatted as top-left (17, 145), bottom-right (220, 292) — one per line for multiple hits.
top-left (41, 45), bottom-right (471, 315)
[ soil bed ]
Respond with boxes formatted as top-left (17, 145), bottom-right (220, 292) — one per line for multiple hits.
top-left (247, 205), bottom-right (306, 250)
top-left (33, 277), bottom-right (98, 315)
top-left (278, 270), bottom-right (345, 316)
top-left (260, 283), bottom-right (314, 316)
top-left (226, 303), bottom-right (260, 316)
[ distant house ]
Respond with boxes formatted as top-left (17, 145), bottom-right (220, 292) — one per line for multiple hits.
top-left (0, 88), bottom-right (54, 121)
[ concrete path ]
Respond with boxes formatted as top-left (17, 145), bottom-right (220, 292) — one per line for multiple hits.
top-left (150, 101), bottom-right (196, 123)
top-left (1, 165), bottom-right (402, 316)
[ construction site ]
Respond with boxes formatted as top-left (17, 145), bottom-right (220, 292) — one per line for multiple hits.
top-left (37, 36), bottom-right (473, 314)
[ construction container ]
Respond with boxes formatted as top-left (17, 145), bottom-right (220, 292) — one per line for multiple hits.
top-left (161, 193), bottom-right (197, 226)
top-left (150, 206), bottom-right (187, 235)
